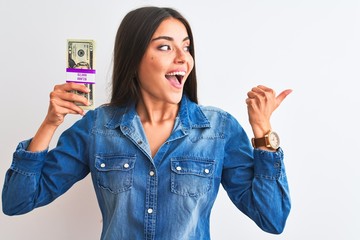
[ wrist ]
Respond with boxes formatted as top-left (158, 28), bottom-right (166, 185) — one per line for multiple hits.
top-left (251, 125), bottom-right (272, 138)
top-left (40, 120), bottom-right (59, 133)
top-left (251, 130), bottom-right (280, 151)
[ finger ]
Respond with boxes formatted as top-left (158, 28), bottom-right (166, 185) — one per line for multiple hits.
top-left (247, 91), bottom-right (258, 98)
top-left (50, 88), bottom-right (90, 107)
top-left (55, 82), bottom-right (90, 93)
top-left (50, 105), bottom-right (79, 117)
top-left (67, 82), bottom-right (91, 93)
top-left (46, 103), bottom-right (81, 126)
top-left (250, 86), bottom-right (274, 98)
top-left (276, 89), bottom-right (293, 104)
top-left (245, 97), bottom-right (255, 106)
top-left (257, 85), bottom-right (273, 92)
top-left (50, 98), bottom-right (85, 115)
top-left (64, 91), bottom-right (90, 106)
top-left (248, 85), bottom-right (267, 96)
top-left (251, 86), bottom-right (265, 94)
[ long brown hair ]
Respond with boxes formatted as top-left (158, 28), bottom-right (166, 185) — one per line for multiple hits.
top-left (110, 7), bottom-right (198, 106)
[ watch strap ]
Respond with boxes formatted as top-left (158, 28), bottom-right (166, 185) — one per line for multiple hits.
top-left (252, 137), bottom-right (267, 148)
top-left (251, 130), bottom-right (280, 150)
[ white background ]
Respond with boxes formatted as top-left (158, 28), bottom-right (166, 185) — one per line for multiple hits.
top-left (1, 0), bottom-right (359, 239)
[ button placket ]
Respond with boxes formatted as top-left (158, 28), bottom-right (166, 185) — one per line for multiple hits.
top-left (145, 166), bottom-right (157, 239)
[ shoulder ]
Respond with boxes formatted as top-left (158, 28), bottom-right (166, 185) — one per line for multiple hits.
top-left (84, 104), bottom-right (128, 126)
top-left (200, 104), bottom-right (247, 134)
top-left (198, 105), bottom-right (235, 123)
top-left (199, 105), bottom-right (227, 116)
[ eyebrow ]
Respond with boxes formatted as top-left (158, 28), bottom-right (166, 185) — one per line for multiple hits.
top-left (151, 36), bottom-right (190, 42)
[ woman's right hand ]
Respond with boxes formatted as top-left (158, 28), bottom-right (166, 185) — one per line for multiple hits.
top-left (44, 83), bottom-right (90, 127)
top-left (27, 83), bottom-right (90, 152)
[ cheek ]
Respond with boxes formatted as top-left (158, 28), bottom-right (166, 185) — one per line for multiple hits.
top-left (138, 56), bottom-right (165, 85)
top-left (139, 56), bottom-right (157, 77)
top-left (188, 56), bottom-right (195, 71)
top-left (147, 55), bottom-right (164, 70)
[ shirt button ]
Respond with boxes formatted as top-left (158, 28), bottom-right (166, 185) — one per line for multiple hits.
top-left (176, 166), bottom-right (182, 171)
top-left (147, 208), bottom-right (153, 214)
top-left (123, 163), bottom-right (130, 169)
top-left (137, 140), bottom-right (143, 145)
top-left (204, 169), bottom-right (210, 174)
top-left (100, 163), bottom-right (105, 168)
top-left (149, 171), bottom-right (155, 176)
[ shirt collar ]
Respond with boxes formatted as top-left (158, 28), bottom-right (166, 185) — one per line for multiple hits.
top-left (178, 95), bottom-right (210, 131)
top-left (105, 95), bottom-right (210, 131)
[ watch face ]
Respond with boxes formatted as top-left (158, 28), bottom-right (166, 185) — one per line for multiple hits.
top-left (269, 131), bottom-right (280, 149)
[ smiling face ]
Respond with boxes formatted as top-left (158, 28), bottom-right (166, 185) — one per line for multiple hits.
top-left (137, 18), bottom-right (194, 105)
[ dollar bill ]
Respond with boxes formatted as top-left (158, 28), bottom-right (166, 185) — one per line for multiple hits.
top-left (66, 39), bottom-right (96, 110)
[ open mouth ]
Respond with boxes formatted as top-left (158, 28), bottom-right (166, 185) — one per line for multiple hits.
top-left (165, 71), bottom-right (186, 85)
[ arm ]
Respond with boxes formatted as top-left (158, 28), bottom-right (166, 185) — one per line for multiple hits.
top-left (222, 85), bottom-right (292, 233)
top-left (221, 116), bottom-right (291, 234)
top-left (2, 83), bottom-right (91, 215)
top-left (28, 82), bottom-right (90, 152)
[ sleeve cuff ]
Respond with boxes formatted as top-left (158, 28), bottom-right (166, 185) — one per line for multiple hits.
top-left (253, 147), bottom-right (286, 180)
top-left (11, 139), bottom-right (49, 175)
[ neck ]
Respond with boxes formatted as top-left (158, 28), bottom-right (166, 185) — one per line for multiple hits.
top-left (136, 97), bottom-right (179, 125)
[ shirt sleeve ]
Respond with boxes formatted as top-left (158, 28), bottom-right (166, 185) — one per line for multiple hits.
top-left (2, 111), bottom-right (95, 216)
top-left (221, 114), bottom-right (291, 234)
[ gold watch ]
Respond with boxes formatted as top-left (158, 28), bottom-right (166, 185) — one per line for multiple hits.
top-left (251, 130), bottom-right (280, 150)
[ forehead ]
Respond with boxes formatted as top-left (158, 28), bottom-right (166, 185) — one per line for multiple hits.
top-left (152, 18), bottom-right (189, 39)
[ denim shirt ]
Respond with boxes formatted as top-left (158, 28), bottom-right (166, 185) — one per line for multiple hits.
top-left (2, 95), bottom-right (291, 240)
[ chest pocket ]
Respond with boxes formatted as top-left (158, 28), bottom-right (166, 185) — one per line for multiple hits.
top-left (95, 154), bottom-right (136, 194)
top-left (171, 158), bottom-right (215, 197)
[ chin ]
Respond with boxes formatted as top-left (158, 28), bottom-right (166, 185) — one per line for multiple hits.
top-left (167, 93), bottom-right (183, 105)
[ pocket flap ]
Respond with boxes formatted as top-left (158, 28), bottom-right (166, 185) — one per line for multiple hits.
top-left (95, 155), bottom-right (135, 171)
top-left (171, 158), bottom-right (215, 177)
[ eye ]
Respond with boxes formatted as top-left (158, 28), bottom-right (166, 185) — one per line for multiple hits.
top-left (184, 45), bottom-right (191, 52)
top-left (158, 45), bottom-right (171, 51)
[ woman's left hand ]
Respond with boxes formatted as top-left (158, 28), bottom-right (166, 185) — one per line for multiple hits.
top-left (246, 85), bottom-right (292, 138)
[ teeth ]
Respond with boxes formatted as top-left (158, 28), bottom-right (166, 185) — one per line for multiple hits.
top-left (166, 71), bottom-right (185, 76)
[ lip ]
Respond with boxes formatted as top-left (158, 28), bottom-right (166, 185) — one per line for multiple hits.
top-left (165, 69), bottom-right (187, 89)
top-left (165, 69), bottom-right (187, 75)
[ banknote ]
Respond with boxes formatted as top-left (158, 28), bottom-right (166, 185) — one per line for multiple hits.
top-left (66, 39), bottom-right (96, 110)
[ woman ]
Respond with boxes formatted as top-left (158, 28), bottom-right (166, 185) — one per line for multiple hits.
top-left (2, 6), bottom-right (292, 240)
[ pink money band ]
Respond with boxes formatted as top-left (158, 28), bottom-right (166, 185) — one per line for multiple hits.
top-left (66, 68), bottom-right (96, 84)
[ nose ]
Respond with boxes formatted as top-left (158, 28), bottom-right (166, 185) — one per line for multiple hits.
top-left (174, 47), bottom-right (186, 64)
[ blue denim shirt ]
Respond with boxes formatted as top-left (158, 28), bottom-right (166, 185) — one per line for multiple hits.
top-left (2, 95), bottom-right (291, 239)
